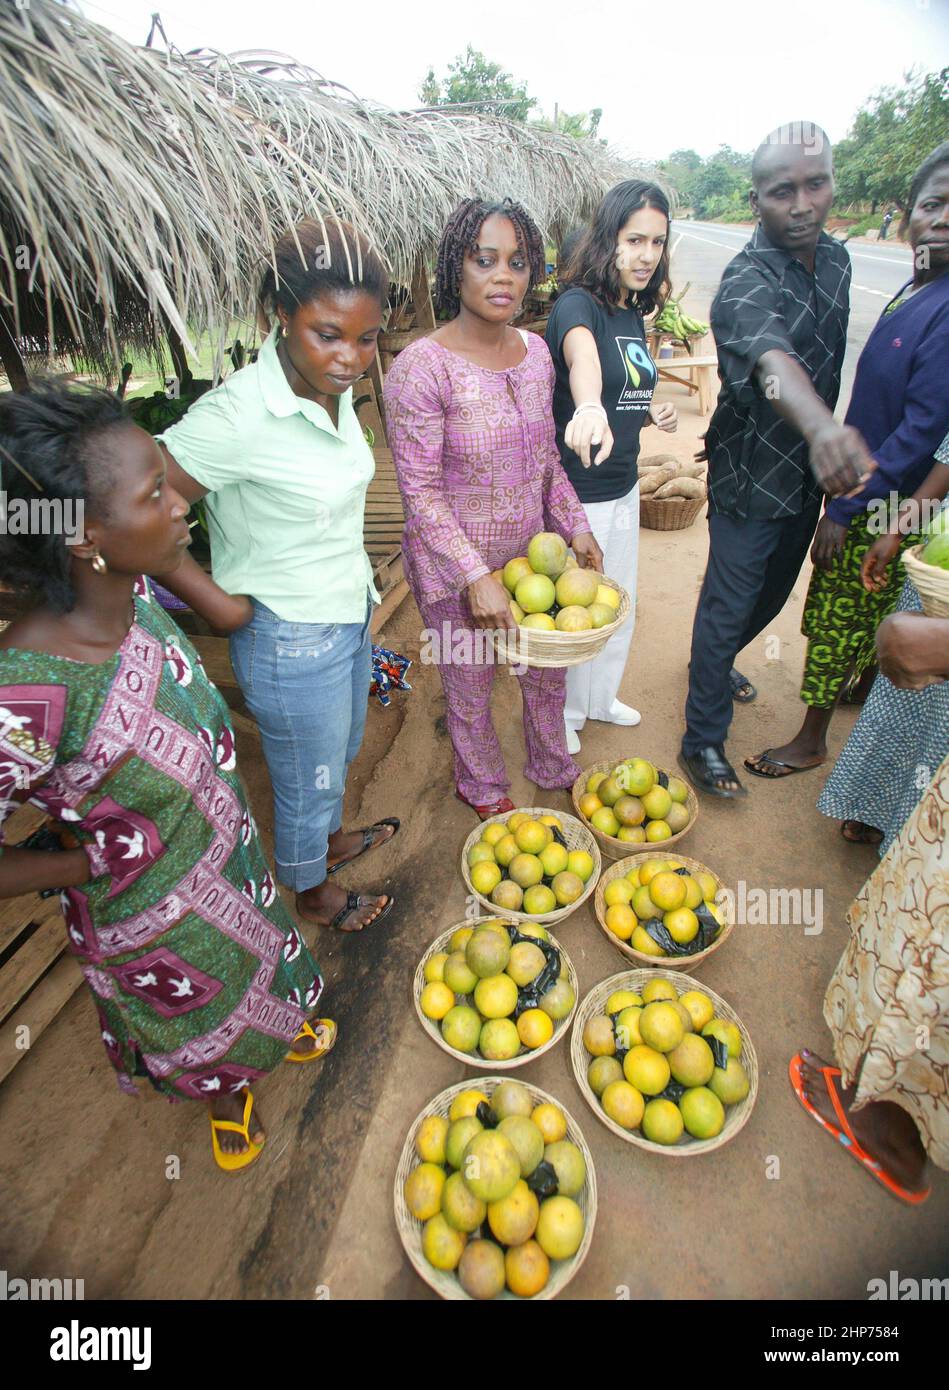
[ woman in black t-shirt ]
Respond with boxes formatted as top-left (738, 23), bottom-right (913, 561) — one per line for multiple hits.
top-left (546, 181), bottom-right (677, 752)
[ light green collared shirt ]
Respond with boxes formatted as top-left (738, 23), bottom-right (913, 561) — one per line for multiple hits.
top-left (159, 329), bottom-right (379, 623)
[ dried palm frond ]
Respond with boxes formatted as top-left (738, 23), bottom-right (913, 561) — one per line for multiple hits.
top-left (0, 1), bottom-right (659, 376)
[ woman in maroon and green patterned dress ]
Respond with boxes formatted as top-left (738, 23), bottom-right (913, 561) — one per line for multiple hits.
top-left (0, 382), bottom-right (334, 1172)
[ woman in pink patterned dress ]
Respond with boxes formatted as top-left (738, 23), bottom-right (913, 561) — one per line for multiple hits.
top-left (384, 199), bottom-right (602, 817)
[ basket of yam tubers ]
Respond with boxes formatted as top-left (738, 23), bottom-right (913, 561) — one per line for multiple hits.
top-left (638, 455), bottom-right (708, 531)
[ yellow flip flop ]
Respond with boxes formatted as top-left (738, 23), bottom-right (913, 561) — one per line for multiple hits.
top-left (210, 1089), bottom-right (265, 1172)
top-left (285, 1017), bottom-right (338, 1064)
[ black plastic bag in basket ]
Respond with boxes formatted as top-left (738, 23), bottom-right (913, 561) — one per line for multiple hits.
top-left (505, 923), bottom-right (562, 1017)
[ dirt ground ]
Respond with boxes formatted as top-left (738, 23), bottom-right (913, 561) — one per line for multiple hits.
top-left (1, 371), bottom-right (945, 1304)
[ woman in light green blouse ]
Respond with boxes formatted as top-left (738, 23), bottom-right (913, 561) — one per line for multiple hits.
top-left (160, 220), bottom-right (399, 932)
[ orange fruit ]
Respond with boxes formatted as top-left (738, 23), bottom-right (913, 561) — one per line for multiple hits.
top-left (601, 1079), bottom-right (645, 1130)
top-left (603, 878), bottom-right (635, 908)
top-left (649, 871), bottom-right (687, 912)
top-left (605, 903), bottom-right (635, 940)
top-left (505, 1239), bottom-right (550, 1297)
top-left (664, 907), bottom-right (699, 944)
top-left (420, 981), bottom-right (456, 1020)
top-left (531, 1103), bottom-right (567, 1145)
top-left (514, 819), bottom-right (548, 854)
top-left (517, 1008), bottom-right (554, 1050)
top-left (582, 1015), bottom-right (616, 1057)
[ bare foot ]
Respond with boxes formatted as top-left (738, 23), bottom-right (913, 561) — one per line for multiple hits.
top-left (745, 738), bottom-right (826, 777)
top-left (289, 1019), bottom-right (337, 1057)
top-left (800, 1052), bottom-right (928, 1193)
top-left (327, 822), bottom-right (398, 871)
top-left (295, 879), bottom-right (391, 932)
top-left (841, 819), bottom-right (883, 845)
top-left (209, 1090), bottom-right (265, 1157)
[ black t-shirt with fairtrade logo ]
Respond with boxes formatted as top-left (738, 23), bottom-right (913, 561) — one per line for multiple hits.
top-left (546, 286), bottom-right (657, 503)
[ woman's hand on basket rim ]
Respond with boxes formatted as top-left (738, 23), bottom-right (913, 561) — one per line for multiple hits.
top-left (572, 531), bottom-right (604, 572)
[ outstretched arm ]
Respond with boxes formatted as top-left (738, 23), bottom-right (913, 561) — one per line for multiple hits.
top-left (755, 350), bottom-right (875, 498)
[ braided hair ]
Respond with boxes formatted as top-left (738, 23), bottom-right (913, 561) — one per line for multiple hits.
top-left (434, 198), bottom-right (545, 318)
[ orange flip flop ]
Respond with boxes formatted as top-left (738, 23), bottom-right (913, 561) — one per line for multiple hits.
top-left (285, 1017), bottom-right (338, 1064)
top-left (789, 1052), bottom-right (930, 1206)
top-left (210, 1089), bottom-right (265, 1173)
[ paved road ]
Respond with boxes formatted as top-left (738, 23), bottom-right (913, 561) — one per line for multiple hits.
top-left (669, 220), bottom-right (914, 407)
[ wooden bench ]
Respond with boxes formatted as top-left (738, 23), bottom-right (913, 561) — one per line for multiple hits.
top-left (0, 802), bottom-right (84, 1085)
top-left (365, 446), bottom-right (405, 603)
top-left (655, 354), bottom-right (719, 416)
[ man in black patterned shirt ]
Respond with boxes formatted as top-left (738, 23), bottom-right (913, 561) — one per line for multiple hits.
top-left (681, 123), bottom-right (876, 798)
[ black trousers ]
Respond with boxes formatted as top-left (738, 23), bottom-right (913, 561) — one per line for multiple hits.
top-left (682, 502), bottom-right (821, 756)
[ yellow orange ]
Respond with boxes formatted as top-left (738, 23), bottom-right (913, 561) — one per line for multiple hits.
top-left (517, 1008), bottom-right (554, 1050)
top-left (631, 925), bottom-right (665, 957)
top-left (505, 1239), bottom-right (550, 1297)
top-left (649, 871), bottom-right (687, 912)
top-left (424, 951), bottom-right (448, 983)
top-left (420, 981), bottom-right (456, 1020)
top-left (531, 1103), bottom-right (567, 1145)
top-left (604, 878), bottom-right (635, 908)
top-left (605, 903), bottom-right (636, 940)
top-left (449, 1089), bottom-right (489, 1121)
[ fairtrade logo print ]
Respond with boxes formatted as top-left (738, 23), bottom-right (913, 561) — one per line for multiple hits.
top-left (615, 337), bottom-right (657, 404)
top-left (625, 340), bottom-right (655, 388)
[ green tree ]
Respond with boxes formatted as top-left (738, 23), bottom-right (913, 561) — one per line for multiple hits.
top-left (419, 46), bottom-right (536, 122)
top-left (833, 67), bottom-right (949, 210)
top-left (658, 146), bottom-right (751, 216)
top-left (533, 106), bottom-right (604, 141)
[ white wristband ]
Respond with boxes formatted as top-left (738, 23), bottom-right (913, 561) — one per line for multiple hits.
top-left (572, 402), bottom-right (607, 422)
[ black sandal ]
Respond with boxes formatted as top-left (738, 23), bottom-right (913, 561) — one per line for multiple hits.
top-left (326, 818), bottom-right (400, 875)
top-left (678, 747), bottom-right (747, 799)
top-left (729, 668), bottom-right (757, 703)
top-left (744, 749), bottom-right (824, 779)
top-left (297, 890), bottom-right (395, 932)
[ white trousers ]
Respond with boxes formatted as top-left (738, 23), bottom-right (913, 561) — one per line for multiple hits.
top-left (565, 482), bottom-right (639, 728)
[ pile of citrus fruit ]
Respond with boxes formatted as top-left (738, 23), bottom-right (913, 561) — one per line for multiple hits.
top-left (403, 1080), bottom-right (590, 1298)
top-left (420, 919), bottom-right (576, 1061)
top-left (582, 978), bottom-right (751, 1144)
top-left (601, 856), bottom-right (726, 958)
top-left (494, 531), bottom-right (621, 633)
top-left (578, 758), bottom-right (692, 844)
top-left (467, 811), bottom-right (595, 917)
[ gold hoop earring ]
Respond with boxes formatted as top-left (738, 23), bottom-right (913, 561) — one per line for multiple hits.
top-left (281, 325), bottom-right (288, 338)
top-left (91, 552), bottom-right (107, 575)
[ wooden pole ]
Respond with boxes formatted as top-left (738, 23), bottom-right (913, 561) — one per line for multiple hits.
top-left (410, 255), bottom-right (436, 334)
top-left (366, 346), bottom-right (386, 430)
top-left (0, 315), bottom-right (29, 393)
top-left (164, 320), bottom-right (193, 393)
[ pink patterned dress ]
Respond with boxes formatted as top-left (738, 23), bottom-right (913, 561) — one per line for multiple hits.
top-left (384, 332), bottom-right (590, 803)
top-left (0, 578), bottom-right (321, 1099)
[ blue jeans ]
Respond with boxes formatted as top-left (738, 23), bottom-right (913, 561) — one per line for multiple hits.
top-left (230, 593), bottom-right (373, 891)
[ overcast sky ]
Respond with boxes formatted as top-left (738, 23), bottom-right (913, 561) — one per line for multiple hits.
top-left (81, 0), bottom-right (947, 161)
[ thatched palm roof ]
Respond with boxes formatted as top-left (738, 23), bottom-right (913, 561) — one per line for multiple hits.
top-left (0, 1), bottom-right (651, 375)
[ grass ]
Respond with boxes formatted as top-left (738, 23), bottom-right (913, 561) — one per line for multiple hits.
top-left (120, 320), bottom-right (260, 399)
